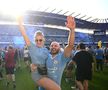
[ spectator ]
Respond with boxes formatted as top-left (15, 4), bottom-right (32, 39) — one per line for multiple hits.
top-left (95, 46), bottom-right (104, 71)
top-left (33, 16), bottom-right (76, 90)
top-left (72, 43), bottom-right (94, 90)
top-left (104, 46), bottom-right (108, 66)
top-left (18, 16), bottom-right (61, 90)
top-left (5, 45), bottom-right (16, 88)
top-left (0, 48), bottom-right (3, 80)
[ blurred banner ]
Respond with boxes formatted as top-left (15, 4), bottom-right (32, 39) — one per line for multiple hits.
top-left (94, 30), bottom-right (106, 36)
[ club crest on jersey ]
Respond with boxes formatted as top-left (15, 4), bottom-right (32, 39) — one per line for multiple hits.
top-left (54, 60), bottom-right (58, 64)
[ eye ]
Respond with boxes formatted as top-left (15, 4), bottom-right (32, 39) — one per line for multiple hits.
top-left (35, 39), bottom-right (43, 42)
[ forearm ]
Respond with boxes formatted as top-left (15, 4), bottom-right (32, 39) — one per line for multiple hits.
top-left (68, 29), bottom-right (75, 48)
top-left (63, 16), bottom-right (75, 57)
top-left (64, 30), bottom-right (75, 57)
top-left (18, 21), bottom-right (30, 46)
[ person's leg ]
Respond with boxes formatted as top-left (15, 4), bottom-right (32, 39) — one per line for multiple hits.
top-left (76, 80), bottom-right (84, 90)
top-left (11, 74), bottom-right (16, 88)
top-left (6, 74), bottom-right (11, 86)
top-left (24, 58), bottom-right (28, 67)
top-left (0, 72), bottom-right (3, 79)
top-left (5, 67), bottom-right (10, 86)
top-left (106, 60), bottom-right (108, 66)
top-left (83, 80), bottom-right (88, 90)
top-left (96, 60), bottom-right (99, 71)
top-left (105, 55), bottom-right (108, 66)
top-left (0, 64), bottom-right (3, 79)
top-left (65, 69), bottom-right (72, 82)
top-left (37, 77), bottom-right (61, 90)
top-left (10, 67), bottom-right (16, 88)
top-left (100, 60), bottom-right (103, 71)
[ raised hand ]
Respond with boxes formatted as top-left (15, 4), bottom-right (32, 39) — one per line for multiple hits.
top-left (17, 16), bottom-right (24, 24)
top-left (66, 16), bottom-right (76, 30)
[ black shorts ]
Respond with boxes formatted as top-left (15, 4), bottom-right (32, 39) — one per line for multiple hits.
top-left (5, 67), bottom-right (15, 74)
top-left (76, 71), bottom-right (92, 81)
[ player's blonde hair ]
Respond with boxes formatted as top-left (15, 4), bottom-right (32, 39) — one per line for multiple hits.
top-left (34, 30), bottom-right (45, 41)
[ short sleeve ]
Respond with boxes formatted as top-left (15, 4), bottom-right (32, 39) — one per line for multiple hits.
top-left (72, 52), bottom-right (79, 62)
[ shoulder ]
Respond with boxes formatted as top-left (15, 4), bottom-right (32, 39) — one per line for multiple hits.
top-left (42, 47), bottom-right (50, 55)
top-left (75, 51), bottom-right (82, 55)
top-left (59, 51), bottom-right (64, 56)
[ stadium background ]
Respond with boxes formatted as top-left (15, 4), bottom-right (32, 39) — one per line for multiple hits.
top-left (0, 11), bottom-right (108, 48)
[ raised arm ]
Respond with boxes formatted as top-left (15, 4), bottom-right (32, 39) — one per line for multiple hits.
top-left (18, 16), bottom-right (30, 46)
top-left (64, 16), bottom-right (76, 57)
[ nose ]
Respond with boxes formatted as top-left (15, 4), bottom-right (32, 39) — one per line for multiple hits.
top-left (51, 45), bottom-right (55, 48)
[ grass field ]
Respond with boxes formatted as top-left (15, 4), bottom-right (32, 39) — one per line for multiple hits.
top-left (0, 61), bottom-right (108, 90)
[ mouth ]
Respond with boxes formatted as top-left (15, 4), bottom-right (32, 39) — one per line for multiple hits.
top-left (51, 48), bottom-right (56, 51)
top-left (51, 48), bottom-right (57, 53)
top-left (36, 43), bottom-right (43, 47)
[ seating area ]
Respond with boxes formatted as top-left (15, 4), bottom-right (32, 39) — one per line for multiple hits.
top-left (0, 24), bottom-right (107, 47)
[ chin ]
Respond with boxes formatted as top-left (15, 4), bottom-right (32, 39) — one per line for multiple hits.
top-left (52, 51), bottom-right (57, 54)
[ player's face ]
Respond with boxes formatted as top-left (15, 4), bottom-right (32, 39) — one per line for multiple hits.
top-left (35, 35), bottom-right (44, 47)
top-left (50, 42), bottom-right (60, 55)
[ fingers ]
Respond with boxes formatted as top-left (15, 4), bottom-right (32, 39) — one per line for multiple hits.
top-left (17, 16), bottom-right (24, 24)
top-left (67, 16), bottom-right (74, 22)
top-left (66, 16), bottom-right (74, 25)
top-left (30, 64), bottom-right (37, 72)
top-left (66, 16), bottom-right (75, 30)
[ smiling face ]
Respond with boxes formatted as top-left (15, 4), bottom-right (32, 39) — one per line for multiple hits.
top-left (50, 41), bottom-right (60, 55)
top-left (34, 31), bottom-right (45, 48)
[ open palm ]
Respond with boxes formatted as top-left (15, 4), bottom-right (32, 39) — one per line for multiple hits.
top-left (66, 16), bottom-right (76, 30)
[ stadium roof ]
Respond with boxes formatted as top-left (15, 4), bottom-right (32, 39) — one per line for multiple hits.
top-left (0, 0), bottom-right (108, 23)
top-left (0, 0), bottom-right (108, 31)
top-left (25, 11), bottom-right (108, 30)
